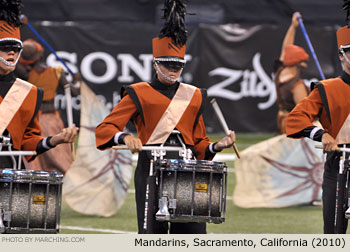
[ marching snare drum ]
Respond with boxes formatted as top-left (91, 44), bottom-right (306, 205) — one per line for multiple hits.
top-left (155, 159), bottom-right (227, 224)
top-left (0, 169), bottom-right (63, 233)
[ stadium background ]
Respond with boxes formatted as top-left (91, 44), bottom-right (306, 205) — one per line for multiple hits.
top-left (20, 0), bottom-right (345, 133)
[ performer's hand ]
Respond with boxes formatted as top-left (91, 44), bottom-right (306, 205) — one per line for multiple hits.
top-left (67, 73), bottom-right (82, 96)
top-left (124, 135), bottom-right (143, 152)
top-left (73, 72), bottom-right (83, 82)
top-left (214, 130), bottom-right (236, 152)
top-left (321, 133), bottom-right (339, 152)
top-left (50, 125), bottom-right (79, 146)
top-left (292, 12), bottom-right (300, 27)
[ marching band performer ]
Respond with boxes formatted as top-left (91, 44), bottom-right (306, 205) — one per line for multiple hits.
top-left (285, 3), bottom-right (350, 233)
top-left (95, 0), bottom-right (235, 234)
top-left (15, 38), bottom-right (81, 174)
top-left (274, 12), bottom-right (309, 134)
top-left (0, 0), bottom-right (78, 169)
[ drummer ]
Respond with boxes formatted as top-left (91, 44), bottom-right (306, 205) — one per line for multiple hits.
top-left (0, 0), bottom-right (78, 169)
top-left (95, 0), bottom-right (235, 234)
top-left (285, 10), bottom-right (350, 233)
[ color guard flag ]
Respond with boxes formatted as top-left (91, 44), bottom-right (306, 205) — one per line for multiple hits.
top-left (233, 134), bottom-right (324, 208)
top-left (62, 82), bottom-right (133, 217)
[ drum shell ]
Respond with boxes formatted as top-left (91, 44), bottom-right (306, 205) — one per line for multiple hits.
top-left (157, 159), bottom-right (227, 223)
top-left (0, 169), bottom-right (63, 233)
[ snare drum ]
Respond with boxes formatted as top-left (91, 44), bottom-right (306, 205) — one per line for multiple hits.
top-left (0, 169), bottom-right (63, 233)
top-left (155, 159), bottom-right (227, 224)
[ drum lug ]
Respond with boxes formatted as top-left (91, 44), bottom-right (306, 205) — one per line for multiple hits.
top-left (0, 210), bottom-right (11, 233)
top-left (156, 194), bottom-right (170, 221)
top-left (169, 199), bottom-right (176, 209)
top-left (180, 148), bottom-right (193, 160)
top-left (0, 209), bottom-right (5, 233)
top-left (3, 211), bottom-right (11, 221)
top-left (346, 207), bottom-right (350, 219)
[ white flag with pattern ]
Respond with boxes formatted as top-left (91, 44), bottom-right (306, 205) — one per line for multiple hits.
top-left (62, 83), bottom-right (133, 217)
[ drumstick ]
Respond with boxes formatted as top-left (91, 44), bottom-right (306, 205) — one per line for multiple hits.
top-left (315, 145), bottom-right (350, 153)
top-left (0, 151), bottom-right (37, 156)
top-left (210, 98), bottom-right (240, 159)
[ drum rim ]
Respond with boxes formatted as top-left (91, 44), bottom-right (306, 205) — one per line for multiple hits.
top-left (0, 169), bottom-right (63, 182)
top-left (157, 159), bottom-right (227, 172)
top-left (162, 159), bottom-right (227, 165)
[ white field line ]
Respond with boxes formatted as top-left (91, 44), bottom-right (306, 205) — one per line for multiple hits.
top-left (60, 225), bottom-right (136, 234)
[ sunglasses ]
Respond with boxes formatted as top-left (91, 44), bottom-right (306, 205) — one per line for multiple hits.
top-left (158, 61), bottom-right (184, 71)
top-left (0, 44), bottom-right (23, 53)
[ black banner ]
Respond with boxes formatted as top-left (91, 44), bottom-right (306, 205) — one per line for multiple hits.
top-left (20, 22), bottom-right (341, 133)
top-left (194, 24), bottom-right (339, 132)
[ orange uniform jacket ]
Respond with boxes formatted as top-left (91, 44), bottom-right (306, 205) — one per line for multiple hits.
top-left (96, 82), bottom-right (212, 160)
top-left (286, 77), bottom-right (350, 140)
top-left (0, 84), bottom-right (43, 160)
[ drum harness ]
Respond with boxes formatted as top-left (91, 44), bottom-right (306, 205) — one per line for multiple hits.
top-left (334, 145), bottom-right (350, 233)
top-left (0, 135), bottom-right (18, 170)
top-left (316, 144), bottom-right (350, 233)
top-left (153, 130), bottom-right (193, 222)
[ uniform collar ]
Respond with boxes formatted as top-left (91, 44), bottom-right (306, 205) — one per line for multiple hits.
top-left (150, 75), bottom-right (179, 91)
top-left (341, 71), bottom-right (350, 85)
top-left (0, 72), bottom-right (15, 82)
top-left (0, 72), bottom-right (16, 97)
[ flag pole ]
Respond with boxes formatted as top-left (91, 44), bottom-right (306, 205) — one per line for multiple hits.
top-left (20, 15), bottom-right (75, 75)
top-left (296, 13), bottom-right (325, 80)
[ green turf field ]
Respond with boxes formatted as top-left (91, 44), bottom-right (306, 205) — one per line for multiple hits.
top-left (59, 133), bottom-right (325, 234)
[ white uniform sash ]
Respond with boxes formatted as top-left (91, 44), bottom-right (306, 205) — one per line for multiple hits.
top-left (336, 113), bottom-right (350, 144)
top-left (0, 78), bottom-right (33, 136)
top-left (146, 83), bottom-right (197, 145)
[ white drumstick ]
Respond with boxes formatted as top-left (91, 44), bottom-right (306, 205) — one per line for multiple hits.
top-left (0, 151), bottom-right (36, 156)
top-left (211, 99), bottom-right (230, 134)
top-left (210, 98), bottom-right (240, 159)
top-left (315, 145), bottom-right (350, 153)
